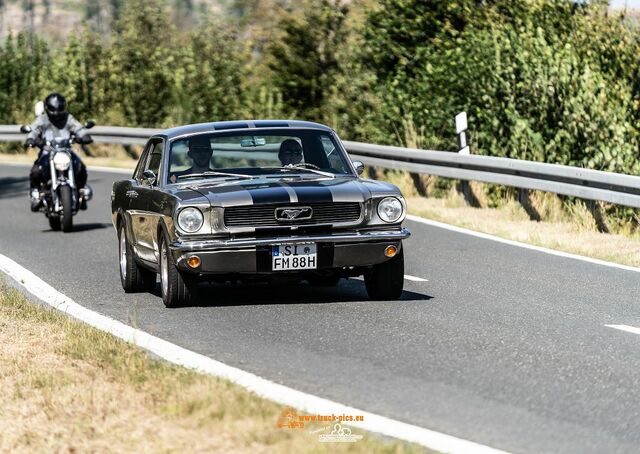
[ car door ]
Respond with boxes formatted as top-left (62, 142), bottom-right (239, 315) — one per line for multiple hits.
top-left (129, 139), bottom-right (163, 263)
top-left (123, 140), bottom-right (152, 249)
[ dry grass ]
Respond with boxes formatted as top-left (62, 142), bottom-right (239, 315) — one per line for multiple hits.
top-left (374, 168), bottom-right (640, 267)
top-left (0, 284), bottom-right (427, 453)
top-left (399, 187), bottom-right (640, 267)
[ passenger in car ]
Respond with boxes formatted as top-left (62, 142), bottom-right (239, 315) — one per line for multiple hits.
top-left (170, 136), bottom-right (214, 182)
top-left (278, 139), bottom-right (303, 166)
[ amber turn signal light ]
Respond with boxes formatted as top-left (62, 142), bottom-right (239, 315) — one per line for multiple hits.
top-left (186, 256), bottom-right (201, 269)
top-left (384, 245), bottom-right (398, 258)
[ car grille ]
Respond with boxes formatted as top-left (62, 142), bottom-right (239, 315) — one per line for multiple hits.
top-left (223, 202), bottom-right (362, 228)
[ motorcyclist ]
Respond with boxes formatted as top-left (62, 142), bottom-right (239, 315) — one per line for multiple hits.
top-left (24, 93), bottom-right (93, 212)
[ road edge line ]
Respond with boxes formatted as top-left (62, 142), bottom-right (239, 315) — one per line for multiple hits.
top-left (406, 214), bottom-right (640, 274)
top-left (0, 253), bottom-right (508, 454)
top-left (605, 324), bottom-right (640, 336)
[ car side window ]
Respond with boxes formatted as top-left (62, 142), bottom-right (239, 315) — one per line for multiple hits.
top-left (145, 142), bottom-right (163, 185)
top-left (133, 141), bottom-right (154, 181)
top-left (319, 135), bottom-right (349, 173)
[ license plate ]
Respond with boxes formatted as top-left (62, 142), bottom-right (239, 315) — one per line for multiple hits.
top-left (272, 243), bottom-right (317, 270)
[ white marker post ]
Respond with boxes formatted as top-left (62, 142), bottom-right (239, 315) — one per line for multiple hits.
top-left (455, 111), bottom-right (469, 155)
top-left (455, 112), bottom-right (475, 205)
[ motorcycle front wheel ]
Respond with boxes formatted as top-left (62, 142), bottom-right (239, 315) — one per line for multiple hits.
top-left (59, 185), bottom-right (73, 233)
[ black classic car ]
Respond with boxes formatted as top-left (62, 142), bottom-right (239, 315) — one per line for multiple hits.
top-left (111, 120), bottom-right (410, 307)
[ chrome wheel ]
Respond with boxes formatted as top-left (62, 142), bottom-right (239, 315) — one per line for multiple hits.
top-left (119, 228), bottom-right (127, 280)
top-left (161, 243), bottom-right (169, 297)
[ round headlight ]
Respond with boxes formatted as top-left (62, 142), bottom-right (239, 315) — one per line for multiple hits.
top-left (53, 152), bottom-right (71, 171)
top-left (177, 207), bottom-right (204, 233)
top-left (377, 197), bottom-right (404, 223)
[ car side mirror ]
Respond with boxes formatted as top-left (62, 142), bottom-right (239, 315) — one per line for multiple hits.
top-left (352, 161), bottom-right (365, 176)
top-left (84, 120), bottom-right (95, 129)
top-left (142, 169), bottom-right (157, 186)
top-left (20, 125), bottom-right (32, 134)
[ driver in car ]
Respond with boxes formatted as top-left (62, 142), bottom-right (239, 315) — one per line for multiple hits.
top-left (169, 136), bottom-right (214, 183)
top-left (278, 139), bottom-right (303, 166)
top-left (24, 92), bottom-right (93, 211)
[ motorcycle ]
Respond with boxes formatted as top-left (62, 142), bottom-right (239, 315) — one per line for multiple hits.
top-left (20, 121), bottom-right (95, 232)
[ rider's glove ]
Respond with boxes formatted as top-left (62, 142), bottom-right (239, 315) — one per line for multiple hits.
top-left (75, 135), bottom-right (93, 145)
top-left (23, 138), bottom-right (36, 149)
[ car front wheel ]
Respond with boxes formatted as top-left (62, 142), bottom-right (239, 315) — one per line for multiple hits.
top-left (119, 223), bottom-right (156, 293)
top-left (159, 233), bottom-right (197, 308)
top-left (364, 247), bottom-right (404, 300)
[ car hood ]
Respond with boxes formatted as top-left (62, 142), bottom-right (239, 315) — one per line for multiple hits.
top-left (174, 176), bottom-right (401, 208)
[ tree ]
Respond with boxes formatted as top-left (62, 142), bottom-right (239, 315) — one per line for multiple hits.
top-left (107, 0), bottom-right (176, 127)
top-left (45, 32), bottom-right (107, 122)
top-left (267, 0), bottom-right (349, 120)
top-left (173, 22), bottom-right (245, 123)
top-left (0, 32), bottom-right (49, 124)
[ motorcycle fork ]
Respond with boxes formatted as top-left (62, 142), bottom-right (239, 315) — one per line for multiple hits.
top-left (48, 154), bottom-right (77, 213)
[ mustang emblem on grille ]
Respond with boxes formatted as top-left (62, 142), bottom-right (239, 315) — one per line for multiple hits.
top-left (275, 207), bottom-right (313, 221)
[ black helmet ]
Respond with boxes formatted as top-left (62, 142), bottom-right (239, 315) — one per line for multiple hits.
top-left (44, 93), bottom-right (68, 129)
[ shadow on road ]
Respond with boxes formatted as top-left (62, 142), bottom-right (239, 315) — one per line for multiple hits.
top-left (148, 279), bottom-right (433, 308)
top-left (40, 222), bottom-right (111, 233)
top-left (70, 222), bottom-right (111, 233)
top-left (0, 175), bottom-right (29, 199)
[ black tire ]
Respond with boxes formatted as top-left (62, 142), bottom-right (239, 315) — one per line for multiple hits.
top-left (364, 247), bottom-right (405, 300)
top-left (159, 232), bottom-right (197, 308)
top-left (59, 185), bottom-right (74, 232)
top-left (308, 274), bottom-right (341, 287)
top-left (118, 223), bottom-right (156, 293)
top-left (48, 216), bottom-right (61, 231)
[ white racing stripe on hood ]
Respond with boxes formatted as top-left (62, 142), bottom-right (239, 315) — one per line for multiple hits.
top-left (326, 179), bottom-right (369, 203)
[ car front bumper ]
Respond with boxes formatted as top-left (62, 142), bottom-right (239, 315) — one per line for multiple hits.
top-left (169, 228), bottom-right (411, 274)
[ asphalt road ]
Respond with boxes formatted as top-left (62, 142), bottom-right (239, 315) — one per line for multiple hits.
top-left (2, 163), bottom-right (640, 453)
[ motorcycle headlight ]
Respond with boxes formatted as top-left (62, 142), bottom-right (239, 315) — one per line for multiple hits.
top-left (377, 197), bottom-right (404, 223)
top-left (52, 152), bottom-right (71, 171)
top-left (177, 207), bottom-right (204, 233)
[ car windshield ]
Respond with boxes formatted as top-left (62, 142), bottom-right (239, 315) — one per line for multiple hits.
top-left (167, 129), bottom-right (353, 184)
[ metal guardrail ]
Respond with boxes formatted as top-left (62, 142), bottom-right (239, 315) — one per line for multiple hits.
top-left (2, 124), bottom-right (640, 209)
top-left (0, 125), bottom-right (158, 145)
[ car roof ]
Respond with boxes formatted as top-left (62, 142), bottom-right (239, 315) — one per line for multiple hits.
top-left (154, 120), bottom-right (334, 140)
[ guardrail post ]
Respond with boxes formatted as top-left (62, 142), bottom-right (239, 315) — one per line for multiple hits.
top-left (517, 188), bottom-right (541, 221)
top-left (123, 144), bottom-right (139, 159)
top-left (585, 200), bottom-right (609, 233)
top-left (455, 112), bottom-right (478, 206)
top-left (410, 173), bottom-right (428, 197)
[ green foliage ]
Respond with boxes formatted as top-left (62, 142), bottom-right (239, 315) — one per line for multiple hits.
top-left (267, 0), bottom-right (349, 121)
top-left (1, 0), bottom-right (639, 189)
top-left (173, 22), bottom-right (245, 123)
top-left (359, 0), bottom-right (640, 171)
top-left (107, 0), bottom-right (176, 127)
top-left (0, 33), bottom-right (49, 124)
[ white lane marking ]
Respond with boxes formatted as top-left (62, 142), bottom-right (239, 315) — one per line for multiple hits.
top-left (406, 214), bottom-right (640, 275)
top-left (0, 253), bottom-right (509, 454)
top-left (605, 325), bottom-right (640, 336)
top-left (404, 274), bottom-right (428, 282)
